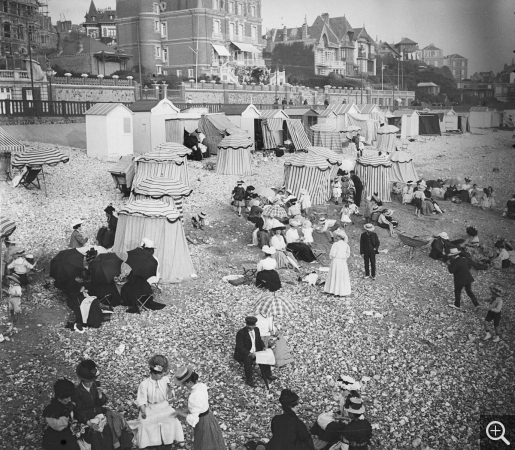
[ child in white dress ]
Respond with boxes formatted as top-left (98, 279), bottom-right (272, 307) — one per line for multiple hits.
top-left (332, 178), bottom-right (342, 204)
top-left (301, 220), bottom-right (314, 246)
top-left (340, 203), bottom-right (353, 226)
top-left (299, 189), bottom-right (312, 215)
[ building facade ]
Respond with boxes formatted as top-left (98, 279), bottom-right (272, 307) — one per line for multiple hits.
top-left (442, 54), bottom-right (467, 80)
top-left (416, 44), bottom-right (443, 66)
top-left (394, 37), bottom-right (418, 60)
top-left (417, 82), bottom-right (440, 95)
top-left (0, 0), bottom-right (57, 64)
top-left (265, 13), bottom-right (376, 77)
top-left (83, 1), bottom-right (117, 43)
top-left (116, 0), bottom-right (265, 80)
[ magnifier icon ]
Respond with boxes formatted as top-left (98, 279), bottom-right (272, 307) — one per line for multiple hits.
top-left (486, 421), bottom-right (511, 445)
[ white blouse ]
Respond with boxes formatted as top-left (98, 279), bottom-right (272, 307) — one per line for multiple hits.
top-left (270, 235), bottom-right (287, 251)
top-left (136, 376), bottom-right (171, 407)
top-left (285, 228), bottom-right (300, 244)
top-left (257, 257), bottom-right (277, 271)
top-left (186, 383), bottom-right (210, 428)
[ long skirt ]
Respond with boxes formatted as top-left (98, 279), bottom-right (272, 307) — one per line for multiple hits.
top-left (272, 250), bottom-right (297, 269)
top-left (89, 281), bottom-right (122, 307)
top-left (324, 258), bottom-right (351, 296)
top-left (129, 401), bottom-right (184, 448)
top-left (286, 243), bottom-right (316, 262)
top-left (257, 229), bottom-right (270, 248)
top-left (42, 427), bottom-right (80, 450)
top-left (255, 270), bottom-right (281, 292)
top-left (422, 199), bottom-right (434, 215)
top-left (193, 410), bottom-right (227, 450)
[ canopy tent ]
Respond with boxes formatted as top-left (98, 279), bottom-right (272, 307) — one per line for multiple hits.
top-left (418, 113), bottom-right (442, 135)
top-left (155, 141), bottom-right (193, 166)
top-left (283, 108), bottom-right (318, 128)
top-left (164, 113), bottom-right (202, 145)
top-left (285, 119), bottom-right (312, 150)
top-left (359, 104), bottom-right (386, 123)
top-left (11, 145), bottom-right (70, 196)
top-left (306, 145), bottom-right (342, 177)
top-left (108, 155), bottom-right (135, 194)
top-left (307, 124), bottom-right (343, 152)
top-left (0, 216), bottom-right (16, 239)
top-left (216, 134), bottom-right (254, 176)
top-left (133, 150), bottom-right (190, 188)
top-left (218, 104), bottom-right (260, 151)
top-left (317, 108), bottom-right (338, 130)
top-left (131, 177), bottom-right (193, 215)
top-left (355, 154), bottom-right (392, 202)
top-left (114, 198), bottom-right (195, 282)
top-left (324, 104), bottom-right (361, 131)
top-left (198, 113), bottom-right (236, 155)
top-left (0, 126), bottom-right (25, 180)
top-left (391, 110), bottom-right (420, 139)
top-left (283, 153), bottom-right (333, 205)
top-left (389, 151), bottom-right (419, 183)
top-left (376, 125), bottom-right (399, 154)
top-left (347, 114), bottom-right (379, 144)
top-left (261, 118), bottom-right (284, 150)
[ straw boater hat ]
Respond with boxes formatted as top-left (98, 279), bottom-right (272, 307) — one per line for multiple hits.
top-left (345, 396), bottom-right (366, 415)
top-left (372, 204), bottom-right (380, 211)
top-left (71, 219), bottom-right (83, 228)
top-left (448, 248), bottom-right (461, 257)
top-left (14, 248), bottom-right (26, 256)
top-left (337, 375), bottom-right (362, 392)
top-left (270, 219), bottom-right (286, 230)
top-left (289, 219), bottom-right (301, 227)
top-left (334, 229), bottom-right (347, 240)
top-left (237, 180), bottom-right (244, 185)
top-left (407, 180), bottom-right (414, 185)
top-left (7, 274), bottom-right (20, 285)
top-left (141, 238), bottom-right (155, 248)
top-left (199, 212), bottom-right (207, 218)
top-left (364, 224), bottom-right (375, 232)
top-left (438, 232), bottom-right (449, 240)
top-left (174, 366), bottom-right (194, 385)
top-left (262, 245), bottom-right (277, 255)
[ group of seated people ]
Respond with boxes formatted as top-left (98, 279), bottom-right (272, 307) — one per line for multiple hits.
top-left (184, 128), bottom-right (208, 161)
top-left (400, 180), bottom-right (444, 216)
top-left (429, 227), bottom-right (513, 270)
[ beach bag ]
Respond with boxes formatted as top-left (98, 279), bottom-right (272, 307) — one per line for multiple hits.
top-left (272, 333), bottom-right (293, 367)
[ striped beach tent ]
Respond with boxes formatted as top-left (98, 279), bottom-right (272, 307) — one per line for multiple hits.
top-left (389, 151), bottom-right (418, 184)
top-left (11, 146), bottom-right (69, 168)
top-left (155, 142), bottom-right (192, 164)
top-left (308, 124), bottom-right (342, 152)
top-left (134, 150), bottom-right (190, 187)
top-left (377, 125), bottom-right (399, 154)
top-left (285, 119), bottom-right (311, 150)
top-left (198, 113), bottom-right (235, 155)
top-left (0, 216), bottom-right (16, 239)
top-left (131, 177), bottom-right (193, 215)
top-left (0, 127), bottom-right (25, 154)
top-left (114, 198), bottom-right (195, 282)
top-left (355, 154), bottom-right (392, 203)
top-left (284, 153), bottom-right (333, 205)
top-left (216, 134), bottom-right (253, 176)
top-left (306, 146), bottom-right (342, 177)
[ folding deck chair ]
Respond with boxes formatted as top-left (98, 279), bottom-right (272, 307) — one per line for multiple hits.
top-left (16, 166), bottom-right (42, 190)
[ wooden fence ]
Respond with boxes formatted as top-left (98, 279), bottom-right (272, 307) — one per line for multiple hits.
top-left (0, 100), bottom-right (131, 117)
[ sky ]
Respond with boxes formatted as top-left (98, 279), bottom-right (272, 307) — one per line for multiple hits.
top-left (50, 0), bottom-right (513, 75)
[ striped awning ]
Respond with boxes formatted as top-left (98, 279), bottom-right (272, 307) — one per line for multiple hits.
top-left (389, 151), bottom-right (413, 163)
top-left (0, 127), bottom-right (25, 154)
top-left (310, 123), bottom-right (337, 132)
top-left (284, 152), bottom-right (332, 171)
top-left (136, 150), bottom-right (185, 164)
top-left (0, 216), bottom-right (16, 239)
top-left (357, 154), bottom-right (392, 167)
top-left (133, 177), bottom-right (193, 199)
top-left (118, 198), bottom-right (182, 223)
top-left (225, 127), bottom-right (250, 137)
top-left (218, 134), bottom-right (252, 150)
top-left (307, 146), bottom-right (342, 165)
top-left (377, 125), bottom-right (399, 134)
top-left (11, 146), bottom-right (69, 168)
top-left (155, 142), bottom-right (192, 158)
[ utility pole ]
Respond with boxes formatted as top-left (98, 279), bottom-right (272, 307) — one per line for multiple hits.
top-left (381, 64), bottom-right (384, 90)
top-left (26, 15), bottom-right (35, 98)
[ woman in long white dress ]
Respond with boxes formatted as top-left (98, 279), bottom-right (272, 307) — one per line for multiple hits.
top-left (269, 223), bottom-right (300, 271)
top-left (324, 229), bottom-right (351, 296)
top-left (132, 355), bottom-right (184, 449)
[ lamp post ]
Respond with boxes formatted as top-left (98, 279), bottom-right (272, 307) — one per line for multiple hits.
top-left (45, 67), bottom-right (53, 114)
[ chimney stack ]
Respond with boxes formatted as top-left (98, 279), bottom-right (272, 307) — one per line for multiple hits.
top-left (321, 13), bottom-right (329, 22)
top-left (282, 25), bottom-right (287, 42)
top-left (302, 16), bottom-right (308, 40)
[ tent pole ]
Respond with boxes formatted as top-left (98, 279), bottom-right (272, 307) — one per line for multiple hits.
top-left (42, 167), bottom-right (47, 197)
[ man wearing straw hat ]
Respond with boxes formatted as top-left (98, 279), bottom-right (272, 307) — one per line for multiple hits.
top-left (446, 247), bottom-right (479, 311)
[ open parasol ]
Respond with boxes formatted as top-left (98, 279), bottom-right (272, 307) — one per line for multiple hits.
top-left (50, 249), bottom-right (84, 285)
top-left (443, 177), bottom-right (461, 186)
top-left (263, 204), bottom-right (288, 219)
top-left (252, 292), bottom-right (294, 318)
top-left (125, 247), bottom-right (158, 280)
top-left (0, 216), bottom-right (16, 239)
top-left (254, 186), bottom-right (276, 200)
top-left (89, 253), bottom-right (123, 285)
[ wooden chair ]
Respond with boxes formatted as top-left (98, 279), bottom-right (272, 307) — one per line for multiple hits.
top-left (241, 263), bottom-right (257, 279)
top-left (98, 295), bottom-right (112, 311)
top-left (18, 166), bottom-right (42, 190)
top-left (137, 294), bottom-right (152, 311)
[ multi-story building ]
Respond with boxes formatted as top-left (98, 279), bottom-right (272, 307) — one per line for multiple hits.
top-left (457, 79), bottom-right (495, 100)
top-left (393, 37), bottom-right (418, 60)
top-left (376, 41), bottom-right (401, 59)
top-left (265, 13), bottom-right (376, 77)
top-left (83, 1), bottom-right (116, 43)
top-left (116, 0), bottom-right (265, 80)
top-left (416, 44), bottom-right (443, 66)
top-left (442, 54), bottom-right (467, 80)
top-left (0, 0), bottom-right (57, 62)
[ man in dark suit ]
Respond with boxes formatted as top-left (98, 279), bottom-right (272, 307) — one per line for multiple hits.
top-left (234, 316), bottom-right (276, 387)
top-left (350, 170), bottom-right (363, 207)
top-left (360, 224), bottom-right (380, 280)
top-left (447, 248), bottom-right (479, 311)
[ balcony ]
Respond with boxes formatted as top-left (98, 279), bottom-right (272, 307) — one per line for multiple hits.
top-left (233, 58), bottom-right (265, 67)
top-left (318, 60), bottom-right (345, 68)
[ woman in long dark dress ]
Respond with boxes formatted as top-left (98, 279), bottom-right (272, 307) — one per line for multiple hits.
top-left (285, 221), bottom-right (317, 263)
top-left (255, 247), bottom-right (282, 292)
top-left (173, 367), bottom-right (227, 450)
top-left (42, 378), bottom-right (81, 450)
